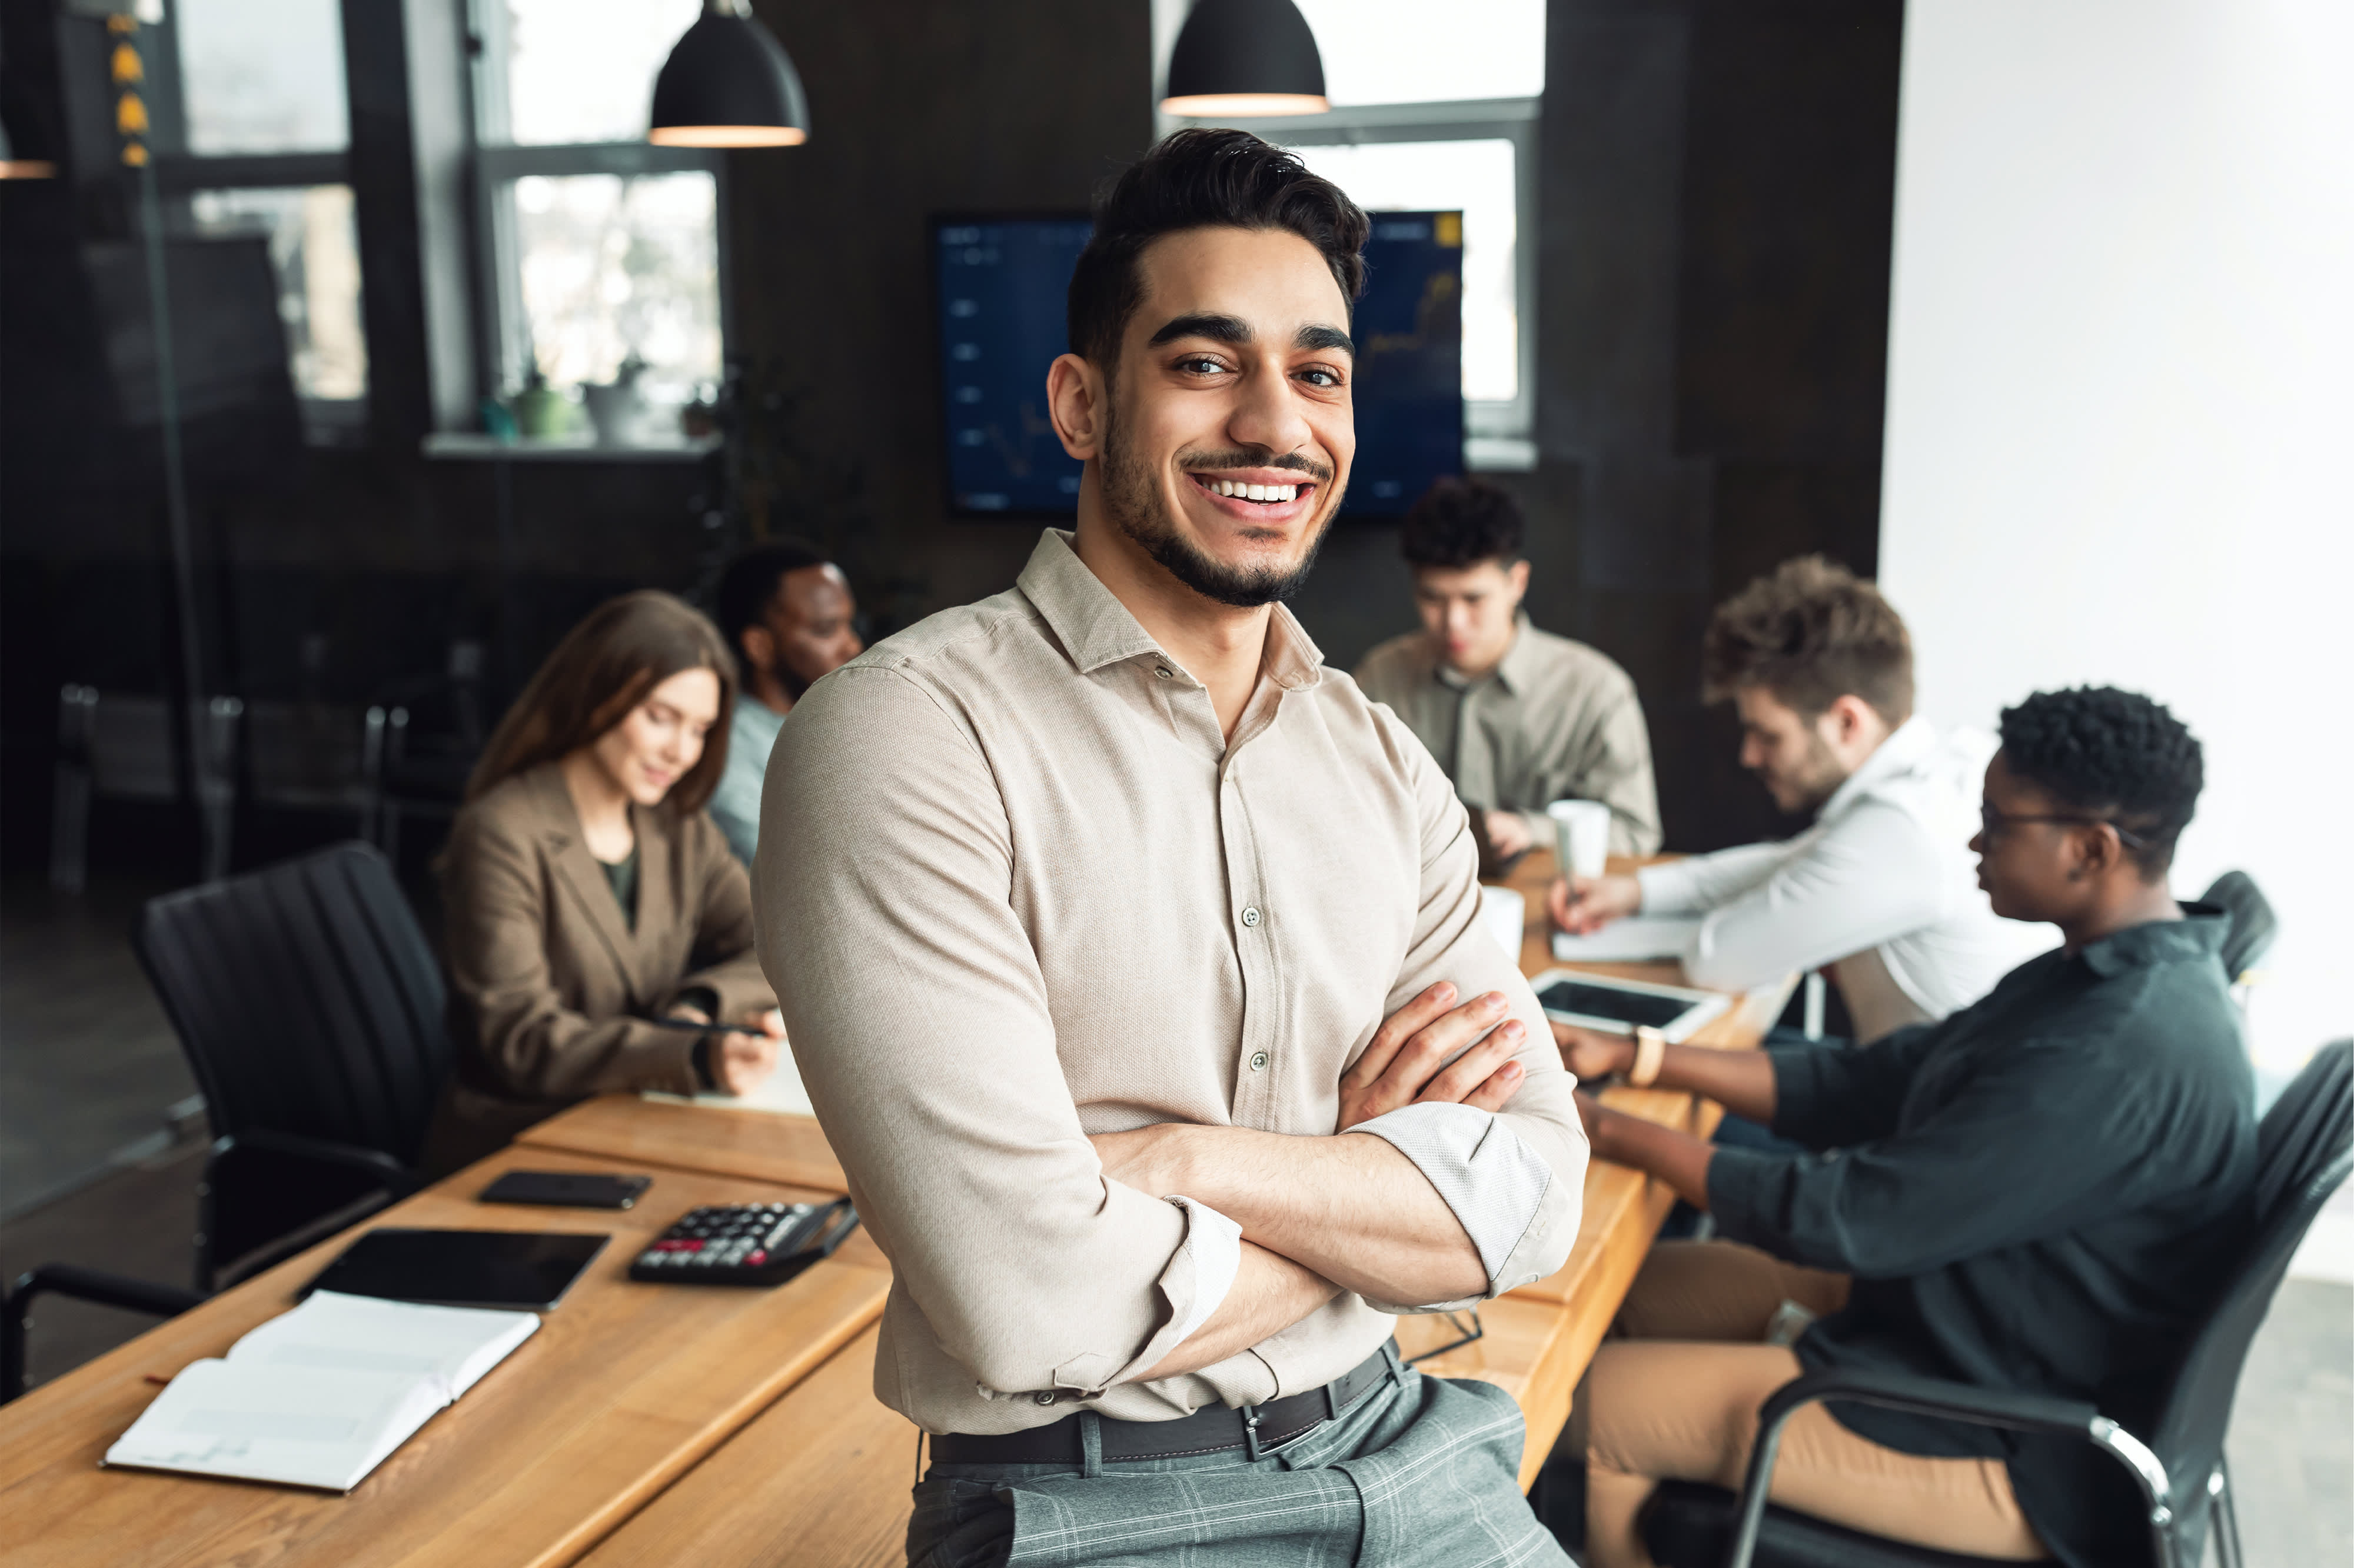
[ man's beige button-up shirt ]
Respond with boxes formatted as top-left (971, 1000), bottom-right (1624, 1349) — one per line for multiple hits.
top-left (756, 531), bottom-right (1586, 1436)
top-left (1355, 619), bottom-right (1663, 857)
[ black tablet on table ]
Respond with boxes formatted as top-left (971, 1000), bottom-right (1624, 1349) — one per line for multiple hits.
top-left (303, 1229), bottom-right (607, 1311)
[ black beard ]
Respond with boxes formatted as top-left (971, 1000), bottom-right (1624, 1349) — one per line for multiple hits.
top-left (1098, 402), bottom-right (1336, 609)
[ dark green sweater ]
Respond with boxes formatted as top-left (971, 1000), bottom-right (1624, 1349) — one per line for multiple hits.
top-left (1710, 910), bottom-right (2256, 1568)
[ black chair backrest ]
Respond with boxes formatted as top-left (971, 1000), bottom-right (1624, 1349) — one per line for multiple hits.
top-left (134, 841), bottom-right (452, 1167)
top-left (2197, 870), bottom-right (2279, 982)
top-left (2149, 1040), bottom-right (2352, 1530)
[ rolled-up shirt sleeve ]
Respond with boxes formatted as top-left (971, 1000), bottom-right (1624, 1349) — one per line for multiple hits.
top-left (1367, 708), bottom-right (1590, 1303)
top-left (756, 665), bottom-right (1219, 1399)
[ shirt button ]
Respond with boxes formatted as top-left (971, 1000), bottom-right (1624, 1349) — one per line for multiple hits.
top-left (1034, 1390), bottom-right (1056, 1406)
top-left (1250, 1051), bottom-right (1269, 1072)
top-left (1154, 666), bottom-right (1173, 678)
top-left (1240, 906), bottom-right (1261, 928)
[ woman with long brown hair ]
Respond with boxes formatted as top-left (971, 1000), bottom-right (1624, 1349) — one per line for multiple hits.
top-left (420, 590), bottom-right (781, 1173)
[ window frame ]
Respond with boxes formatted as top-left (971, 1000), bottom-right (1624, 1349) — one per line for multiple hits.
top-left (131, 0), bottom-right (373, 444)
top-left (463, 0), bottom-right (733, 410)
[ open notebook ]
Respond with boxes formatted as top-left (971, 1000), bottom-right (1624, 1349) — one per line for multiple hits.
top-left (644, 1049), bottom-right (816, 1116)
top-left (104, 1290), bottom-right (538, 1492)
top-left (1551, 914), bottom-right (1702, 964)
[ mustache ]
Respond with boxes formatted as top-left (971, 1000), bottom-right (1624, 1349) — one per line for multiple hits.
top-left (1179, 449), bottom-right (1335, 485)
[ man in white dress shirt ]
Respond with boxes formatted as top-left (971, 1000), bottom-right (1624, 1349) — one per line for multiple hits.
top-left (1550, 556), bottom-right (2046, 1044)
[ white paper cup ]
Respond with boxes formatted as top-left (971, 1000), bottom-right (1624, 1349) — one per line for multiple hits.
top-left (1547, 798), bottom-right (1612, 881)
top-left (1479, 885), bottom-right (1527, 961)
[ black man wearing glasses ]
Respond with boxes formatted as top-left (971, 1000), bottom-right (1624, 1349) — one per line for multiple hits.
top-left (1550, 687), bottom-right (2256, 1568)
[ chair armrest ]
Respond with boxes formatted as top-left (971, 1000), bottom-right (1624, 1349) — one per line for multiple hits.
top-left (1725, 1367), bottom-right (2175, 1568)
top-left (221, 1130), bottom-right (421, 1198)
top-left (4, 1264), bottom-right (207, 1402)
top-left (1756, 1367), bottom-right (2099, 1439)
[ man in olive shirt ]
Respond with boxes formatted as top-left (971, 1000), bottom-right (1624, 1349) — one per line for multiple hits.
top-left (1356, 478), bottom-right (1661, 863)
top-left (759, 132), bottom-right (1582, 1565)
top-left (1555, 687), bottom-right (2253, 1568)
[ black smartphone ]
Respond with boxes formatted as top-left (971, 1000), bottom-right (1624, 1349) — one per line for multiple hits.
top-left (477, 1170), bottom-right (653, 1210)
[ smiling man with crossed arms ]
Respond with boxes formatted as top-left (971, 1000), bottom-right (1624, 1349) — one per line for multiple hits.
top-left (757, 131), bottom-right (1584, 1566)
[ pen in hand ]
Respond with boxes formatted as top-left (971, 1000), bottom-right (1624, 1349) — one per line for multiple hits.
top-left (639, 1016), bottom-right (776, 1037)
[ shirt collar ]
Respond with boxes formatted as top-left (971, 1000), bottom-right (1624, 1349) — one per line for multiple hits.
top-left (1818, 714), bottom-right (1938, 820)
top-left (1434, 613), bottom-right (1535, 695)
top-left (2078, 906), bottom-right (2229, 978)
top-left (1015, 528), bottom-right (1325, 691)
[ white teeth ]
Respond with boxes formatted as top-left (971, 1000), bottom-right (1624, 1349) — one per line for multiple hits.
top-left (1205, 478), bottom-right (1300, 501)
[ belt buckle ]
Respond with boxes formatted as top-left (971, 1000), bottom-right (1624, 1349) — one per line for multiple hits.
top-left (1239, 1401), bottom-right (1316, 1463)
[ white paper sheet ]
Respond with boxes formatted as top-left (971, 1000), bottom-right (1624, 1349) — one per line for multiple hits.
top-left (1550, 915), bottom-right (1702, 964)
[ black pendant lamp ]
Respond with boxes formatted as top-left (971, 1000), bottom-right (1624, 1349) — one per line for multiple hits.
top-left (1161, 0), bottom-right (1329, 119)
top-left (649, 0), bottom-right (810, 148)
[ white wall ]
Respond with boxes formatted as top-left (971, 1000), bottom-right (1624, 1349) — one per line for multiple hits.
top-left (1879, 1), bottom-right (2354, 1076)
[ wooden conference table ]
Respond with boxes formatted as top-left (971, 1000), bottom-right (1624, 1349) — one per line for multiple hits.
top-left (0, 850), bottom-right (1787, 1568)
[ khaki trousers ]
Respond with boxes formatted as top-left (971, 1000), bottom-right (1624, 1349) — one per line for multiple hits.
top-left (1578, 1242), bottom-right (2047, 1567)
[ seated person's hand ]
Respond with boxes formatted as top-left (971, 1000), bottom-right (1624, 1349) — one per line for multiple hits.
top-left (1337, 982), bottom-right (1528, 1131)
top-left (1482, 808), bottom-right (1535, 861)
top-left (1547, 871), bottom-right (1643, 934)
top-left (711, 1008), bottom-right (783, 1096)
top-left (1552, 1020), bottom-right (1635, 1082)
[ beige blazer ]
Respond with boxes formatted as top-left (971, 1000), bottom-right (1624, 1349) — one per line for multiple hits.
top-left (421, 760), bottom-right (774, 1174)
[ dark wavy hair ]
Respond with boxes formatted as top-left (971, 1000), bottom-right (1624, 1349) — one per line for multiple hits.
top-left (1701, 555), bottom-right (1914, 724)
top-left (467, 591), bottom-right (737, 814)
top-left (1997, 687), bottom-right (2203, 875)
top-left (1401, 477), bottom-right (1525, 569)
top-left (1067, 128), bottom-right (1369, 376)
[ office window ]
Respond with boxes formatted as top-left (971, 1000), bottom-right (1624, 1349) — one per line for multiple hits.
top-left (1284, 139), bottom-right (1520, 404)
top-left (1294, 0), bottom-right (1544, 106)
top-left (507, 172), bottom-right (721, 401)
top-left (471, 0), bottom-right (726, 430)
top-left (121, 0), bottom-right (373, 441)
top-left (189, 186), bottom-right (369, 404)
top-left (172, 0), bottom-right (351, 153)
top-left (493, 0), bottom-right (701, 145)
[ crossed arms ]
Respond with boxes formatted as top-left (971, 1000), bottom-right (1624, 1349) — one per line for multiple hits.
top-left (1100, 981), bottom-right (1543, 1380)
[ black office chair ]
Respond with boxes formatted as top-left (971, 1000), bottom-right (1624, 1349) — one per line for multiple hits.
top-left (2197, 871), bottom-right (2279, 987)
top-left (1638, 1038), bottom-right (2352, 1568)
top-left (4, 843), bottom-right (455, 1401)
top-left (134, 840), bottom-right (453, 1289)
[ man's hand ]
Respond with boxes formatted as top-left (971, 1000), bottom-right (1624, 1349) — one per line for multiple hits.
top-left (1482, 808), bottom-right (1535, 861)
top-left (1574, 1087), bottom-right (1714, 1208)
top-left (1548, 871), bottom-right (1643, 934)
top-left (711, 1008), bottom-right (783, 1096)
top-left (1336, 981), bottom-right (1528, 1131)
top-left (1552, 1020), bottom-right (1635, 1081)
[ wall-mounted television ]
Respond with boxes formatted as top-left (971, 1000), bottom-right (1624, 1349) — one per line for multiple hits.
top-left (932, 212), bottom-right (1464, 519)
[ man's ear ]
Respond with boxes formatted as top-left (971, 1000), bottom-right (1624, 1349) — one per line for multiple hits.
top-left (1047, 352), bottom-right (1106, 461)
top-left (1505, 558), bottom-right (1532, 604)
top-left (1822, 694), bottom-right (1881, 748)
top-left (739, 625), bottom-right (775, 677)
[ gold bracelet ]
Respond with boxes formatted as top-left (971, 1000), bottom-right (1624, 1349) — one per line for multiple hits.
top-left (1628, 1026), bottom-right (1667, 1088)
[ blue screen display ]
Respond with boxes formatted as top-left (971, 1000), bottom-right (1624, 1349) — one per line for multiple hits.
top-left (933, 212), bottom-right (1464, 518)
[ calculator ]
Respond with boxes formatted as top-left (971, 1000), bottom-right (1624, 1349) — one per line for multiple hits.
top-left (627, 1197), bottom-right (859, 1286)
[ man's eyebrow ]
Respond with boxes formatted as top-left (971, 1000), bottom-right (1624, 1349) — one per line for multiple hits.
top-left (1295, 324), bottom-right (1355, 356)
top-left (1147, 312), bottom-right (1252, 347)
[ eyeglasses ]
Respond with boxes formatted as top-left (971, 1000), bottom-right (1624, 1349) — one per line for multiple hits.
top-left (1978, 801), bottom-right (2148, 848)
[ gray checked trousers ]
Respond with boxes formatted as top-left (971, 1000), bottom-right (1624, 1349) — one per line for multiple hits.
top-left (907, 1344), bottom-right (1574, 1567)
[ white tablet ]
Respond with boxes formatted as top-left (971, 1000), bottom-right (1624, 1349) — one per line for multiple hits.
top-left (1531, 967), bottom-right (1730, 1043)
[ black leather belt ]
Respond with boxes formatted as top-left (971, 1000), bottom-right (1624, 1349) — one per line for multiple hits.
top-left (932, 1342), bottom-right (1397, 1466)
